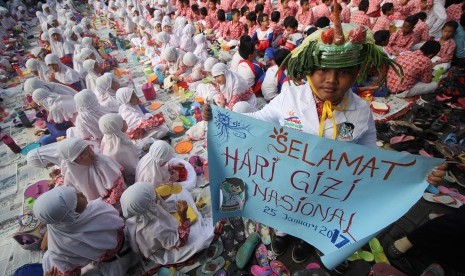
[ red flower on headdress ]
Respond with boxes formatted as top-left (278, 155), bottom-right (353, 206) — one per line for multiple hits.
top-left (321, 28), bottom-right (335, 44)
top-left (348, 26), bottom-right (366, 44)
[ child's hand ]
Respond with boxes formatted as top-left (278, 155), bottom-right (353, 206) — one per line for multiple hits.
top-left (427, 163), bottom-right (447, 185)
top-left (203, 103), bottom-right (213, 121)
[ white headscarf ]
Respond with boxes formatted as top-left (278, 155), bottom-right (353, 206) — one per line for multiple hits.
top-left (203, 57), bottom-right (219, 73)
top-left (81, 37), bottom-right (104, 63)
top-left (26, 142), bottom-right (61, 168)
top-left (32, 88), bottom-right (77, 123)
top-left (45, 54), bottom-right (82, 85)
top-left (180, 24), bottom-right (196, 52)
top-left (193, 34), bottom-right (209, 62)
top-left (116, 87), bottom-right (145, 131)
top-left (135, 140), bottom-right (173, 186)
top-left (74, 90), bottom-right (109, 141)
top-left (95, 73), bottom-right (119, 112)
top-left (99, 113), bottom-right (138, 177)
top-left (120, 182), bottom-right (179, 258)
top-left (156, 31), bottom-right (170, 51)
top-left (58, 138), bottom-right (123, 201)
top-left (211, 63), bottom-right (249, 101)
top-left (33, 186), bottom-right (124, 273)
top-left (82, 59), bottom-right (100, 91)
top-left (182, 52), bottom-right (198, 67)
top-left (25, 58), bottom-right (50, 81)
top-left (24, 77), bottom-right (76, 97)
top-left (48, 28), bottom-right (74, 58)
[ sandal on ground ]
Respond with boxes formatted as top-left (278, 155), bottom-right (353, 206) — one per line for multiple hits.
top-left (420, 263), bottom-right (445, 276)
top-left (386, 242), bottom-right (404, 260)
top-left (369, 237), bottom-right (390, 264)
top-left (422, 192), bottom-right (463, 208)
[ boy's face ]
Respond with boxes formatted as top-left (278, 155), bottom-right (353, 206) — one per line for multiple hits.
top-left (309, 66), bottom-right (358, 103)
top-left (386, 8), bottom-right (394, 16)
top-left (302, 2), bottom-right (309, 10)
top-left (261, 16), bottom-right (270, 28)
top-left (208, 2), bottom-right (216, 9)
top-left (230, 185), bottom-right (242, 195)
top-left (402, 22), bottom-right (413, 35)
top-left (232, 12), bottom-right (240, 21)
top-left (286, 26), bottom-right (296, 33)
top-left (282, 0), bottom-right (289, 7)
top-left (324, 0), bottom-right (331, 5)
top-left (442, 26), bottom-right (455, 40)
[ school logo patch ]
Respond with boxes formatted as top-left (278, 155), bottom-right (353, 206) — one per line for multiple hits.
top-left (337, 122), bottom-right (355, 141)
top-left (284, 110), bottom-right (303, 131)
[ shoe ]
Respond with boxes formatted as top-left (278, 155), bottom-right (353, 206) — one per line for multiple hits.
top-left (291, 240), bottom-right (314, 263)
top-left (271, 235), bottom-right (290, 256)
top-left (236, 232), bottom-right (260, 269)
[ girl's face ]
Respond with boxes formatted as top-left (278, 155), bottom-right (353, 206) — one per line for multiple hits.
top-left (122, 120), bottom-right (128, 132)
top-left (155, 24), bottom-right (162, 32)
top-left (75, 192), bottom-right (88, 213)
top-left (111, 80), bottom-right (120, 91)
top-left (94, 63), bottom-right (102, 74)
top-left (48, 64), bottom-right (60, 72)
top-left (309, 66), bottom-right (358, 103)
top-left (52, 33), bottom-right (61, 41)
top-left (71, 33), bottom-right (78, 41)
top-left (164, 25), bottom-right (172, 33)
top-left (90, 53), bottom-right (97, 60)
top-left (214, 74), bottom-right (226, 85)
top-left (129, 92), bottom-right (139, 105)
top-left (31, 70), bottom-right (39, 76)
top-left (74, 146), bottom-right (96, 166)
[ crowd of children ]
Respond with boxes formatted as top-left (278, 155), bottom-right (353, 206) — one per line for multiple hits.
top-left (0, 0), bottom-right (464, 273)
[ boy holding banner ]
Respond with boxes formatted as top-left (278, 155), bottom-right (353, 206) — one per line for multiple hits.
top-left (204, 0), bottom-right (447, 264)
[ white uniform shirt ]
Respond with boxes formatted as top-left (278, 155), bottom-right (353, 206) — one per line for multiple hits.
top-left (237, 61), bottom-right (255, 89)
top-left (229, 51), bottom-right (243, 73)
top-left (247, 83), bottom-right (377, 146)
top-left (261, 64), bottom-right (279, 101)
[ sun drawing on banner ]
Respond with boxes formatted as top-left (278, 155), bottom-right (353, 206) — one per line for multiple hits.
top-left (214, 109), bottom-right (252, 144)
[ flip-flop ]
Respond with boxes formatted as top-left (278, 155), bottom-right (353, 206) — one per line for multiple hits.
top-left (229, 217), bottom-right (246, 243)
top-left (368, 238), bottom-right (390, 264)
top-left (236, 232), bottom-right (260, 269)
top-left (425, 184), bottom-right (440, 194)
top-left (257, 224), bottom-right (271, 245)
top-left (306, 263), bottom-right (321, 270)
top-left (420, 263), bottom-right (444, 276)
top-left (200, 240), bottom-right (224, 263)
top-left (437, 185), bottom-right (465, 204)
top-left (371, 263), bottom-right (408, 276)
top-left (270, 260), bottom-right (290, 276)
top-left (422, 192), bottom-right (463, 208)
top-left (443, 133), bottom-right (458, 145)
top-left (347, 250), bottom-right (374, 262)
top-left (255, 244), bottom-right (269, 267)
top-left (250, 265), bottom-right (273, 276)
top-left (196, 256), bottom-right (225, 276)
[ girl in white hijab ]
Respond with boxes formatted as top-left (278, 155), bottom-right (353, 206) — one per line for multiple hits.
top-left (155, 31), bottom-right (170, 55)
top-left (194, 57), bottom-right (220, 102)
top-left (26, 142), bottom-right (61, 168)
top-left (179, 24), bottom-right (196, 53)
top-left (211, 63), bottom-right (257, 112)
top-left (82, 37), bottom-right (104, 63)
top-left (58, 138), bottom-right (126, 205)
top-left (116, 88), bottom-right (169, 139)
top-left (82, 59), bottom-right (102, 91)
top-left (135, 140), bottom-right (175, 186)
top-left (193, 33), bottom-right (209, 62)
top-left (176, 52), bottom-right (202, 82)
top-left (120, 182), bottom-right (214, 265)
top-left (48, 28), bottom-right (74, 59)
top-left (33, 186), bottom-right (138, 275)
top-left (74, 90), bottom-right (109, 142)
top-left (161, 46), bottom-right (186, 76)
top-left (32, 87), bottom-right (77, 123)
top-left (45, 53), bottom-right (83, 91)
top-left (95, 73), bottom-right (120, 112)
top-left (25, 58), bottom-right (50, 81)
top-left (99, 113), bottom-right (138, 183)
top-left (24, 77), bottom-right (76, 97)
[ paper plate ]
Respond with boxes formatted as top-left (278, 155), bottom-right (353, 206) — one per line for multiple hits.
top-left (20, 142), bottom-right (41, 155)
top-left (147, 102), bottom-right (163, 111)
top-left (173, 126), bottom-right (185, 134)
top-left (175, 141), bottom-right (193, 154)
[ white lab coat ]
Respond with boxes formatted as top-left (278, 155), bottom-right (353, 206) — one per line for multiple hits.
top-left (247, 83), bottom-right (377, 146)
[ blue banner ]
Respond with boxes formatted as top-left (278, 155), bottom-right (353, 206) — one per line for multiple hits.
top-left (207, 106), bottom-right (442, 269)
